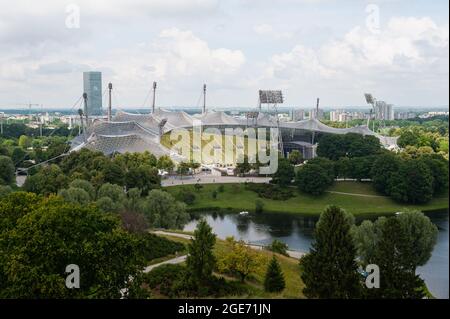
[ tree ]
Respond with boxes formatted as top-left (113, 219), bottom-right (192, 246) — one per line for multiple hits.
top-left (102, 161), bottom-right (125, 186)
top-left (265, 239), bottom-right (288, 256)
top-left (176, 162), bottom-right (191, 179)
top-left (295, 164), bottom-right (330, 195)
top-left (157, 155), bottom-right (175, 172)
top-left (217, 237), bottom-right (265, 282)
top-left (177, 189), bottom-right (196, 205)
top-left (371, 154), bottom-right (401, 194)
top-left (398, 130), bottom-right (419, 148)
top-left (300, 206), bottom-right (362, 298)
top-left (96, 196), bottom-right (120, 213)
top-left (235, 155), bottom-right (252, 177)
top-left (335, 157), bottom-right (352, 179)
top-left (18, 135), bottom-right (31, 149)
top-left (0, 155), bottom-right (15, 185)
top-left (97, 183), bottom-right (126, 203)
top-left (119, 210), bottom-right (149, 234)
top-left (388, 159), bottom-right (433, 204)
top-left (0, 185), bottom-right (13, 199)
top-left (58, 187), bottom-right (91, 205)
top-left (125, 165), bottom-right (160, 195)
top-left (306, 157), bottom-right (335, 184)
top-left (264, 256), bottom-right (285, 293)
top-left (368, 217), bottom-right (425, 298)
top-left (317, 134), bottom-right (346, 160)
top-left (0, 195), bottom-right (146, 298)
top-left (255, 199), bottom-right (264, 214)
top-left (69, 179), bottom-right (95, 200)
top-left (420, 155), bottom-right (449, 195)
top-left (349, 156), bottom-right (374, 181)
top-left (141, 189), bottom-right (189, 229)
top-left (11, 147), bottom-right (26, 166)
top-left (352, 217), bottom-right (387, 265)
top-left (317, 134), bottom-right (381, 160)
top-left (395, 211), bottom-right (438, 271)
top-left (185, 219), bottom-right (216, 286)
top-left (272, 158), bottom-right (295, 186)
top-left (288, 150), bottom-right (303, 165)
top-left (113, 151), bottom-right (157, 170)
top-left (23, 164), bottom-right (69, 196)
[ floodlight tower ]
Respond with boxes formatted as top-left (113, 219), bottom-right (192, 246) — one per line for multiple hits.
top-left (364, 93), bottom-right (376, 131)
top-left (152, 81), bottom-right (157, 113)
top-left (258, 90), bottom-right (285, 157)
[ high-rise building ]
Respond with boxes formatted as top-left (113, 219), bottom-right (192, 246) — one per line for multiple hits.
top-left (310, 108), bottom-right (324, 120)
top-left (330, 110), bottom-right (340, 121)
top-left (291, 109), bottom-right (305, 121)
top-left (83, 71), bottom-right (103, 116)
top-left (375, 101), bottom-right (395, 121)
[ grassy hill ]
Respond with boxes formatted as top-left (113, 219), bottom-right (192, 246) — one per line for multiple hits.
top-left (166, 181), bottom-right (449, 216)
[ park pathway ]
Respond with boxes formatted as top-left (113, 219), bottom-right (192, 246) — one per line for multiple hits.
top-left (151, 230), bottom-right (305, 259)
top-left (161, 175), bottom-right (271, 187)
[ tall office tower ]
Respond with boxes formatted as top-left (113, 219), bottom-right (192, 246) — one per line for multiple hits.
top-left (375, 101), bottom-right (395, 120)
top-left (83, 71), bottom-right (103, 116)
top-left (330, 110), bottom-right (340, 121)
top-left (386, 104), bottom-right (394, 120)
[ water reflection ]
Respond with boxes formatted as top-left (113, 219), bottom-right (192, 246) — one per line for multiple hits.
top-left (183, 209), bottom-right (449, 299)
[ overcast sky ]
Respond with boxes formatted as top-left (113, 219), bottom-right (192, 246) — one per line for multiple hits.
top-left (0, 0), bottom-right (448, 110)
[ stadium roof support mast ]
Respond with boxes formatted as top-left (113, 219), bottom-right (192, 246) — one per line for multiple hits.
top-left (364, 93), bottom-right (376, 132)
top-left (202, 84), bottom-right (207, 114)
top-left (108, 83), bottom-right (113, 122)
top-left (152, 81), bottom-right (157, 113)
top-left (82, 93), bottom-right (89, 128)
top-left (316, 98), bottom-right (320, 118)
top-left (78, 108), bottom-right (87, 142)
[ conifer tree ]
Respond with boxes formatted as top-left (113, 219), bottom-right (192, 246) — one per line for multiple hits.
top-left (300, 205), bottom-right (362, 298)
top-left (264, 256), bottom-right (286, 293)
top-left (186, 219), bottom-right (216, 285)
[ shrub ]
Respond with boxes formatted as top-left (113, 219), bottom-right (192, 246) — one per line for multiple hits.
top-left (247, 183), bottom-right (293, 200)
top-left (255, 199), bottom-right (264, 214)
top-left (265, 239), bottom-right (288, 256)
top-left (177, 189), bottom-right (196, 205)
top-left (137, 233), bottom-right (185, 262)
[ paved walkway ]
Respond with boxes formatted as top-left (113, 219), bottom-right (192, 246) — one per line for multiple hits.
top-left (326, 191), bottom-right (389, 198)
top-left (144, 255), bottom-right (187, 273)
top-left (152, 230), bottom-right (305, 259)
top-left (162, 175), bottom-right (271, 187)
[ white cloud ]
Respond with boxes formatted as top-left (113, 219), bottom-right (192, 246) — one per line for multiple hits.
top-left (263, 16), bottom-right (448, 105)
top-left (253, 24), bottom-right (293, 39)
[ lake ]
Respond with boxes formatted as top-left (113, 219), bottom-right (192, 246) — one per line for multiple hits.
top-left (183, 210), bottom-right (449, 299)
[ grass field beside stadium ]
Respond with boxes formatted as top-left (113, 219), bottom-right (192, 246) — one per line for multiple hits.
top-left (165, 181), bottom-right (449, 216)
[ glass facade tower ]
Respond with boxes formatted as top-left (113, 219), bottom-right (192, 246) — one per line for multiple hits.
top-left (83, 71), bottom-right (103, 116)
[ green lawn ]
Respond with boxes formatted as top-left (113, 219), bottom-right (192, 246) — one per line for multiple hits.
top-left (166, 181), bottom-right (449, 216)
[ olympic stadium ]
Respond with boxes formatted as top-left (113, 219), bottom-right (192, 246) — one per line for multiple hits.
top-left (70, 107), bottom-right (399, 165)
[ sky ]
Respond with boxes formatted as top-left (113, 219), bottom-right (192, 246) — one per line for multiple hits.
top-left (0, 0), bottom-right (448, 110)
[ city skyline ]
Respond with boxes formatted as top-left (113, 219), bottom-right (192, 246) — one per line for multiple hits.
top-left (0, 0), bottom-right (448, 109)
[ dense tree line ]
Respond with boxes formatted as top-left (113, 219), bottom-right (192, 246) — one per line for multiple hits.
top-left (0, 192), bottom-right (183, 298)
top-left (300, 206), bottom-right (437, 299)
